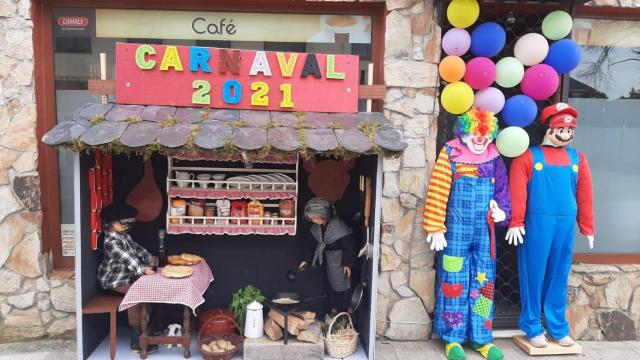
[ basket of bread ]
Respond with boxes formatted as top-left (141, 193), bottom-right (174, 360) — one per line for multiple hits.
top-left (198, 332), bottom-right (243, 360)
top-left (168, 253), bottom-right (203, 266)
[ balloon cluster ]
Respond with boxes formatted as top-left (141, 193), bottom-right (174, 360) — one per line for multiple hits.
top-left (440, 0), bottom-right (582, 157)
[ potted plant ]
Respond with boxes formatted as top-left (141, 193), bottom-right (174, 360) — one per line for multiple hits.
top-left (229, 285), bottom-right (266, 329)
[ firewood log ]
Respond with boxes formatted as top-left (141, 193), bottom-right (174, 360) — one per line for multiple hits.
top-left (267, 309), bottom-right (308, 335)
top-left (264, 318), bottom-right (283, 341)
top-left (297, 320), bottom-right (322, 344)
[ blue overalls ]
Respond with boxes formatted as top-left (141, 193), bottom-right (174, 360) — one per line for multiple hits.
top-left (518, 146), bottom-right (579, 339)
top-left (434, 150), bottom-right (497, 345)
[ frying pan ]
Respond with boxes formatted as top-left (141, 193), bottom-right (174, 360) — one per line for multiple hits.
top-left (273, 292), bottom-right (301, 304)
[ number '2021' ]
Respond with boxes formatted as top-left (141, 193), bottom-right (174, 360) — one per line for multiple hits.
top-left (192, 80), bottom-right (294, 108)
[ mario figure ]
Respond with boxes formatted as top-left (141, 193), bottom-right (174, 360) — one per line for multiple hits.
top-left (424, 108), bottom-right (511, 360)
top-left (506, 103), bottom-right (595, 348)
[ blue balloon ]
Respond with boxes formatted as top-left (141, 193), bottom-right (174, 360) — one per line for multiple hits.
top-left (502, 95), bottom-right (537, 127)
top-left (544, 39), bottom-right (582, 75)
top-left (470, 22), bottom-right (506, 58)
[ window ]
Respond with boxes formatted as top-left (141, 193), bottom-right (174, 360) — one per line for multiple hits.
top-left (569, 18), bottom-right (640, 254)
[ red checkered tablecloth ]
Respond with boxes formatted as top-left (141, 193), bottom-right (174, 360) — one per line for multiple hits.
top-left (118, 261), bottom-right (214, 315)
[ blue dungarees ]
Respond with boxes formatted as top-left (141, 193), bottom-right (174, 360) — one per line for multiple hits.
top-left (518, 146), bottom-right (579, 339)
top-left (434, 150), bottom-right (497, 345)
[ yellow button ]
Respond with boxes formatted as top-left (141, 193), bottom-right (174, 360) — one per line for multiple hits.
top-left (534, 163), bottom-right (543, 171)
top-left (573, 164), bottom-right (579, 172)
top-left (491, 178), bottom-right (496, 183)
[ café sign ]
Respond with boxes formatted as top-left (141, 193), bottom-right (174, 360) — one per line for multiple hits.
top-left (115, 43), bottom-right (359, 113)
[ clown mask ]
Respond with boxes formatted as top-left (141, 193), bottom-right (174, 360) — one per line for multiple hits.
top-left (461, 133), bottom-right (494, 155)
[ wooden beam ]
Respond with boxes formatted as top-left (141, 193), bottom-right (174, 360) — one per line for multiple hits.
top-left (88, 80), bottom-right (387, 100)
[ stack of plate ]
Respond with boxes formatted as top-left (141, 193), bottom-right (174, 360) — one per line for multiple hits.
top-left (225, 173), bottom-right (295, 190)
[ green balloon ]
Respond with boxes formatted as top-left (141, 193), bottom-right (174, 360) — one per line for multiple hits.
top-left (542, 11), bottom-right (573, 40)
top-left (495, 57), bottom-right (524, 88)
top-left (496, 127), bottom-right (530, 158)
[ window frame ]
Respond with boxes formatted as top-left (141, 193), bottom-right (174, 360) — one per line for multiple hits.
top-left (33, 0), bottom-right (386, 270)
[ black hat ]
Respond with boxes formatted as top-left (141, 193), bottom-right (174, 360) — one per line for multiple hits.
top-left (101, 203), bottom-right (137, 224)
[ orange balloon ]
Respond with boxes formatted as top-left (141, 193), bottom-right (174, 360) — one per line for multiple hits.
top-left (439, 56), bottom-right (466, 83)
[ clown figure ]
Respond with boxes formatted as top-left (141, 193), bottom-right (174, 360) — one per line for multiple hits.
top-left (507, 103), bottom-right (595, 348)
top-left (423, 108), bottom-right (511, 360)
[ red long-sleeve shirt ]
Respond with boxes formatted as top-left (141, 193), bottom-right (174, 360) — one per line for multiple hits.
top-left (509, 146), bottom-right (595, 236)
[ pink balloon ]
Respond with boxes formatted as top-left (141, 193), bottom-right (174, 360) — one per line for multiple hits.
top-left (520, 64), bottom-right (560, 100)
top-left (473, 87), bottom-right (505, 114)
top-left (442, 28), bottom-right (471, 56)
top-left (463, 57), bottom-right (496, 90)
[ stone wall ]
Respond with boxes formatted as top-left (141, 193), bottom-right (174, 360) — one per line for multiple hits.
top-left (0, 0), bottom-right (76, 342)
top-left (567, 264), bottom-right (640, 341)
top-left (376, 0), bottom-right (439, 340)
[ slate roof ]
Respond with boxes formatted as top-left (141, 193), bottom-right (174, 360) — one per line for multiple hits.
top-left (42, 103), bottom-right (408, 156)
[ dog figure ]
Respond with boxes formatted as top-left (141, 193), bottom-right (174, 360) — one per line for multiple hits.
top-left (164, 324), bottom-right (183, 349)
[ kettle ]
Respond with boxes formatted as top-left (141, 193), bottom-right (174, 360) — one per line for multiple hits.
top-left (244, 301), bottom-right (264, 338)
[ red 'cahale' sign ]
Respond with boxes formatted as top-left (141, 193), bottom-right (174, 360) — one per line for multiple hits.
top-left (115, 42), bottom-right (359, 113)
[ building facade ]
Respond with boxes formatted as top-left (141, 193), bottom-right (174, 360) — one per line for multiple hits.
top-left (0, 0), bottom-right (638, 346)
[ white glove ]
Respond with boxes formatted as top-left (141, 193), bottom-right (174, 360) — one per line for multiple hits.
top-left (489, 200), bottom-right (506, 223)
top-left (506, 226), bottom-right (525, 246)
top-left (426, 232), bottom-right (447, 251)
top-left (587, 235), bottom-right (595, 250)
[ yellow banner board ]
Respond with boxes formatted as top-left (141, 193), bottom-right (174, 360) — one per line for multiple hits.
top-left (96, 9), bottom-right (371, 44)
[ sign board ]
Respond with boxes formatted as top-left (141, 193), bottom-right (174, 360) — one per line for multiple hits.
top-left (61, 224), bottom-right (76, 257)
top-left (96, 9), bottom-right (371, 44)
top-left (115, 42), bottom-right (360, 112)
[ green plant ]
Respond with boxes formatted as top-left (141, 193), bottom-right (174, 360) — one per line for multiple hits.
top-left (229, 285), bottom-right (266, 329)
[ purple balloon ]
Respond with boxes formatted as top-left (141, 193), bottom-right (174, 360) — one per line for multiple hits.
top-left (473, 87), bottom-right (505, 114)
top-left (442, 28), bottom-right (471, 56)
top-left (464, 57), bottom-right (496, 90)
top-left (520, 64), bottom-right (560, 100)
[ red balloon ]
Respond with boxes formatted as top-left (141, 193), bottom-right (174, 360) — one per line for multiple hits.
top-left (463, 57), bottom-right (496, 90)
top-left (520, 64), bottom-right (560, 100)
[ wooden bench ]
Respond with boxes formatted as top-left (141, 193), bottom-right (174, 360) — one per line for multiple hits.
top-left (82, 294), bottom-right (124, 360)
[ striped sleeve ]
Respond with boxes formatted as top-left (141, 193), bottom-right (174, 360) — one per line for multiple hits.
top-left (423, 147), bottom-right (452, 233)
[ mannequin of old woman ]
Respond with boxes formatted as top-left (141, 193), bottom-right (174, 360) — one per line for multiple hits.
top-left (298, 197), bottom-right (356, 315)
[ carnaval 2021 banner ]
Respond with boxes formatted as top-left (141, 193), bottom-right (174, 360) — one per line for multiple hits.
top-left (115, 43), bottom-right (360, 113)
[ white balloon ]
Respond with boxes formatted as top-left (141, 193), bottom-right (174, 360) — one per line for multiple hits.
top-left (514, 33), bottom-right (549, 66)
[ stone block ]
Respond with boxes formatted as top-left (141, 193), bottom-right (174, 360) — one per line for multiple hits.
top-left (395, 210), bottom-right (415, 246)
top-left (567, 305), bottom-right (593, 340)
top-left (415, 92), bottom-right (437, 114)
top-left (383, 157), bottom-right (401, 172)
top-left (409, 268), bottom-right (436, 313)
top-left (403, 114), bottom-right (430, 138)
top-left (383, 172), bottom-right (400, 198)
top-left (385, 12), bottom-right (412, 59)
top-left (13, 151), bottom-right (37, 173)
top-left (0, 213), bottom-right (28, 268)
top-left (36, 278), bottom-right (50, 292)
top-left (385, 88), bottom-right (403, 103)
top-left (0, 104), bottom-right (36, 152)
top-left (382, 197), bottom-right (403, 223)
top-left (384, 97), bottom-right (415, 117)
top-left (402, 139), bottom-right (426, 168)
top-left (0, 0), bottom-right (16, 17)
top-left (12, 61), bottom-right (33, 86)
top-left (631, 287), bottom-right (640, 316)
top-left (412, 34), bottom-right (424, 61)
top-left (243, 336), bottom-right (323, 360)
top-left (390, 270), bottom-right (407, 289)
top-left (47, 315), bottom-right (76, 337)
top-left (385, 60), bottom-right (438, 88)
top-left (386, 0), bottom-right (419, 11)
top-left (0, 307), bottom-right (44, 341)
top-left (0, 268), bottom-right (22, 294)
top-left (4, 29), bottom-right (33, 60)
top-left (411, 13), bottom-right (429, 34)
top-left (7, 291), bottom-right (35, 309)
top-left (381, 245), bottom-right (401, 272)
top-left (400, 193), bottom-right (418, 209)
top-left (604, 276), bottom-right (635, 309)
top-left (50, 283), bottom-right (75, 312)
top-left (6, 232), bottom-right (42, 278)
top-left (12, 175), bottom-right (40, 211)
top-left (376, 294), bottom-right (390, 335)
top-left (385, 297), bottom-right (430, 340)
top-left (399, 168), bottom-right (426, 197)
top-left (424, 21), bottom-right (441, 64)
top-left (0, 186), bottom-right (22, 225)
top-left (598, 310), bottom-right (636, 341)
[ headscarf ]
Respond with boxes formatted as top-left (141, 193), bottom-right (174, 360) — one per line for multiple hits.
top-left (304, 197), bottom-right (353, 267)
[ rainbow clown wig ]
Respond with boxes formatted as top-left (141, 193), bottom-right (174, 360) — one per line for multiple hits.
top-left (454, 107), bottom-right (499, 140)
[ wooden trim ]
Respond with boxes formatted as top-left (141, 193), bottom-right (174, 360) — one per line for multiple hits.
top-left (575, 5), bottom-right (640, 20)
top-left (573, 253), bottom-right (640, 265)
top-left (34, 0), bottom-right (74, 270)
top-left (89, 80), bottom-right (386, 100)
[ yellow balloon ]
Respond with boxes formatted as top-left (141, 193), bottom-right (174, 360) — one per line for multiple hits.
top-left (441, 81), bottom-right (474, 114)
top-left (447, 0), bottom-right (480, 29)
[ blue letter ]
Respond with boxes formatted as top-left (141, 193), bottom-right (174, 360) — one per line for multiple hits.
top-left (223, 80), bottom-right (242, 104)
top-left (189, 47), bottom-right (211, 73)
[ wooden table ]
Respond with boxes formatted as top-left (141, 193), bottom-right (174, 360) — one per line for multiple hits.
top-left (139, 305), bottom-right (191, 359)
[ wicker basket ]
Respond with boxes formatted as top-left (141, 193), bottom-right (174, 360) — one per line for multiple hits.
top-left (198, 332), bottom-right (244, 360)
top-left (323, 312), bottom-right (358, 358)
